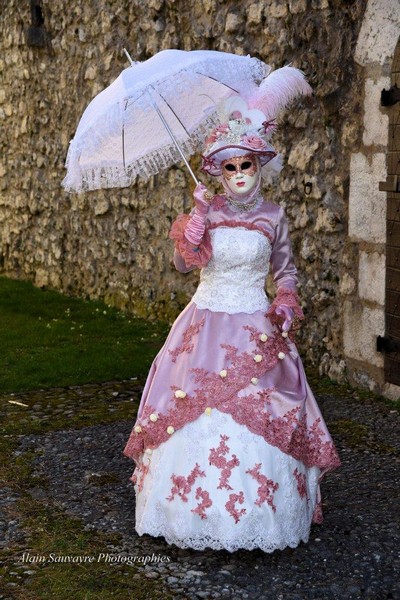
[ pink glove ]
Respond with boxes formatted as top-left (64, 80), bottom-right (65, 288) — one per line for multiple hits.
top-left (275, 304), bottom-right (294, 332)
top-left (184, 183), bottom-right (212, 246)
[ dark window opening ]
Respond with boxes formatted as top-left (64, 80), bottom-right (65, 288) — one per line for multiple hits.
top-left (26, 1), bottom-right (49, 48)
top-left (31, 1), bottom-right (45, 28)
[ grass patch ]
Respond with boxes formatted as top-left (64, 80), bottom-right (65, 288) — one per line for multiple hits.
top-left (0, 276), bottom-right (169, 393)
top-left (0, 383), bottom-right (141, 445)
top-left (307, 371), bottom-right (400, 411)
top-left (329, 418), bottom-right (397, 454)
top-left (1, 493), bottom-right (173, 600)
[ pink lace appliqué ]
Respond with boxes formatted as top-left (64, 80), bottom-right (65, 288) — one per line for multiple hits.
top-left (132, 462), bottom-right (150, 493)
top-left (168, 316), bottom-right (206, 363)
top-left (169, 214), bottom-right (212, 268)
top-left (225, 491), bottom-right (246, 523)
top-left (313, 500), bottom-right (323, 524)
top-left (124, 324), bottom-right (341, 490)
top-left (208, 434), bottom-right (240, 490)
top-left (191, 487), bottom-right (213, 519)
top-left (208, 220), bottom-right (273, 242)
top-left (166, 463), bottom-right (205, 503)
top-left (246, 463), bottom-right (279, 512)
top-left (293, 468), bottom-right (308, 500)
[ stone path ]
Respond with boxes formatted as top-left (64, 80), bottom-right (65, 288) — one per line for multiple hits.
top-left (1, 381), bottom-right (399, 599)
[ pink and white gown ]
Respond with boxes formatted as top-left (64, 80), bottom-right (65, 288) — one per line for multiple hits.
top-left (123, 194), bottom-right (341, 553)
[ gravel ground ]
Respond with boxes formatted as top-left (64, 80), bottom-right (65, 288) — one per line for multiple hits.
top-left (2, 382), bottom-right (400, 600)
top-left (0, 488), bottom-right (26, 551)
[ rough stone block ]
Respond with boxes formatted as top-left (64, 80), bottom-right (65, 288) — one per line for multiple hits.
top-left (247, 3), bottom-right (263, 25)
top-left (311, 0), bottom-right (329, 8)
top-left (315, 206), bottom-right (337, 233)
top-left (341, 120), bottom-right (361, 149)
top-left (94, 198), bottom-right (110, 216)
top-left (84, 65), bottom-right (97, 80)
top-left (287, 140), bottom-right (319, 171)
top-left (339, 272), bottom-right (356, 296)
top-left (348, 152), bottom-right (387, 244)
top-left (288, 0), bottom-right (307, 13)
top-left (355, 0), bottom-right (400, 66)
top-left (383, 382), bottom-right (400, 401)
top-left (358, 250), bottom-right (385, 305)
top-left (225, 13), bottom-right (242, 33)
top-left (269, 2), bottom-right (287, 18)
top-left (34, 268), bottom-right (49, 288)
top-left (363, 77), bottom-right (389, 147)
top-left (343, 300), bottom-right (384, 367)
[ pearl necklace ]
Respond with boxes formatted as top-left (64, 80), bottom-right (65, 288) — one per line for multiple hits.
top-left (225, 193), bottom-right (262, 212)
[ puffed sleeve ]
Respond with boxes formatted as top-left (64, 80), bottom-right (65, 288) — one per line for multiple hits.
top-left (267, 207), bottom-right (304, 321)
top-left (169, 210), bottom-right (212, 272)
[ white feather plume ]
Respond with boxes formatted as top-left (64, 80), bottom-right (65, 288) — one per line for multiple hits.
top-left (247, 66), bottom-right (312, 121)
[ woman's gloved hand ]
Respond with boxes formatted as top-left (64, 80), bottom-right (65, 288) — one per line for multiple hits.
top-left (274, 304), bottom-right (294, 332)
top-left (184, 183), bottom-right (213, 246)
top-left (193, 182), bottom-right (213, 213)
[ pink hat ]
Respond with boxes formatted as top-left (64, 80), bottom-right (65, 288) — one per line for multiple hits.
top-left (201, 65), bottom-right (312, 177)
top-left (201, 119), bottom-right (276, 177)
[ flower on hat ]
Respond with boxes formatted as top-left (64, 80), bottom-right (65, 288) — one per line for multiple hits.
top-left (134, 425), bottom-right (142, 433)
top-left (251, 377), bottom-right (259, 385)
top-left (278, 352), bottom-right (286, 360)
top-left (242, 135), bottom-right (266, 150)
top-left (149, 413), bottom-right (158, 422)
top-left (205, 407), bottom-right (212, 416)
top-left (219, 369), bottom-right (227, 378)
top-left (254, 354), bottom-right (263, 363)
top-left (167, 425), bottom-right (175, 435)
top-left (259, 333), bottom-right (268, 342)
top-left (174, 389), bottom-right (186, 399)
top-left (205, 123), bottom-right (229, 145)
top-left (215, 123), bottom-right (229, 135)
top-left (205, 132), bottom-right (218, 145)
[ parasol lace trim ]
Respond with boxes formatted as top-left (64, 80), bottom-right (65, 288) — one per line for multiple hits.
top-left (62, 57), bottom-right (270, 193)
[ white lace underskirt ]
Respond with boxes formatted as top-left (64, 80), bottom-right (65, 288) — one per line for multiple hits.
top-left (134, 410), bottom-right (320, 552)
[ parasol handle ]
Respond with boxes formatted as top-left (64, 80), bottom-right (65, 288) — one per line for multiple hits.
top-left (148, 92), bottom-right (199, 186)
top-left (123, 48), bottom-right (135, 66)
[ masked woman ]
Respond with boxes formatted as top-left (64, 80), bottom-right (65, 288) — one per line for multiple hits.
top-left (123, 67), bottom-right (341, 552)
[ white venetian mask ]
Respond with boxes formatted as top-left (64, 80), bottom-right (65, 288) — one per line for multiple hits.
top-left (221, 154), bottom-right (259, 196)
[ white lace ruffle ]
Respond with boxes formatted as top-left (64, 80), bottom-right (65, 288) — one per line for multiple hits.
top-left (192, 227), bottom-right (271, 314)
top-left (134, 410), bottom-right (320, 552)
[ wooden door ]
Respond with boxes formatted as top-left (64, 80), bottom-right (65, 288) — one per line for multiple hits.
top-left (379, 38), bottom-right (400, 385)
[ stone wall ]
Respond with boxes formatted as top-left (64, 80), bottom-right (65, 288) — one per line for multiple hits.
top-left (0, 2), bottom-right (367, 372)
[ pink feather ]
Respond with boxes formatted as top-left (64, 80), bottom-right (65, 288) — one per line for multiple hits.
top-left (247, 66), bottom-right (312, 121)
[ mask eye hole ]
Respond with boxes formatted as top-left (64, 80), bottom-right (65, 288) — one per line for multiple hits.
top-left (224, 163), bottom-right (236, 172)
top-left (241, 161), bottom-right (253, 170)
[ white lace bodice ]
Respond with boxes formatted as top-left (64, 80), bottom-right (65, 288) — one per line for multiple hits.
top-left (192, 227), bottom-right (271, 313)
